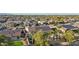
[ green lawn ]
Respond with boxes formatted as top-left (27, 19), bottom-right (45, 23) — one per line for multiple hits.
top-left (8, 41), bottom-right (23, 46)
top-left (13, 41), bottom-right (23, 46)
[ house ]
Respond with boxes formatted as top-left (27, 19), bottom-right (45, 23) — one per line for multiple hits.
top-left (70, 40), bottom-right (79, 46)
top-left (48, 25), bottom-right (57, 29)
top-left (62, 25), bottom-right (78, 30)
top-left (0, 29), bottom-right (22, 40)
top-left (63, 18), bottom-right (70, 23)
top-left (25, 25), bottom-right (52, 33)
top-left (47, 19), bottom-right (54, 24)
top-left (38, 21), bottom-right (46, 24)
top-left (24, 19), bottom-right (38, 26)
top-left (0, 18), bottom-right (7, 23)
top-left (73, 22), bottom-right (79, 28)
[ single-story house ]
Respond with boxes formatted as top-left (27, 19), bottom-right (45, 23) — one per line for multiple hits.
top-left (0, 29), bottom-right (22, 40)
top-left (62, 25), bottom-right (78, 30)
top-left (25, 25), bottom-right (52, 33)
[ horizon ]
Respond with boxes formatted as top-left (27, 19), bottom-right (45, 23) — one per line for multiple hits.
top-left (0, 13), bottom-right (79, 16)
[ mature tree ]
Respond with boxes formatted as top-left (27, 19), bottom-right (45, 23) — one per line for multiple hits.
top-left (0, 34), bottom-right (10, 46)
top-left (33, 31), bottom-right (49, 46)
top-left (64, 30), bottom-right (75, 43)
top-left (59, 17), bottom-right (64, 22)
top-left (0, 34), bottom-right (23, 46)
